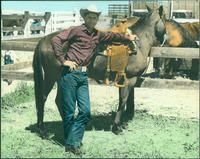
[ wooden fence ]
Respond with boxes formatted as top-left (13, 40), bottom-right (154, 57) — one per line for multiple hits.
top-left (1, 40), bottom-right (199, 59)
top-left (1, 68), bottom-right (198, 90)
top-left (2, 11), bottom-right (51, 38)
top-left (1, 40), bottom-right (199, 90)
top-left (2, 11), bottom-right (111, 40)
top-left (1, 10), bottom-right (82, 40)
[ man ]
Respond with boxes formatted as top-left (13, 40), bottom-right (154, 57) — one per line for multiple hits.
top-left (51, 4), bottom-right (138, 155)
top-left (3, 50), bottom-right (14, 85)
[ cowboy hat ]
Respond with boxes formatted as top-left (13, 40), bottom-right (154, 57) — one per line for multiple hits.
top-left (80, 4), bottom-right (101, 17)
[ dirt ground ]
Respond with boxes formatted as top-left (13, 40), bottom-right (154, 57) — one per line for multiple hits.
top-left (1, 51), bottom-right (199, 120)
top-left (2, 80), bottom-right (198, 120)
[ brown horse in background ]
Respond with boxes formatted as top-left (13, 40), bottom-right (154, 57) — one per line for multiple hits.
top-left (116, 18), bottom-right (199, 80)
top-left (106, 17), bottom-right (140, 34)
top-left (153, 19), bottom-right (199, 79)
top-left (32, 5), bottom-right (166, 136)
top-left (181, 22), bottom-right (199, 41)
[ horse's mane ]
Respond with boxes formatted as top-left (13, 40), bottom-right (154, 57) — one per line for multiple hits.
top-left (128, 13), bottom-right (151, 30)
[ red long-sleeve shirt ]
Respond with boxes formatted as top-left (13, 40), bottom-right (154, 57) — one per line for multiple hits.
top-left (51, 24), bottom-right (131, 66)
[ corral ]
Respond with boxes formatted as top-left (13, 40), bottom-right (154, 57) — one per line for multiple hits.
top-left (1, 10), bottom-right (111, 40)
top-left (1, 39), bottom-right (199, 120)
top-left (1, 40), bottom-right (199, 89)
top-left (1, 45), bottom-right (199, 158)
top-left (1, 2), bottom-right (199, 158)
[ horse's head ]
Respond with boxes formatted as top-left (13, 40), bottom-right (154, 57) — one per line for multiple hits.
top-left (106, 17), bottom-right (139, 35)
top-left (126, 5), bottom-right (166, 46)
top-left (147, 5), bottom-right (166, 43)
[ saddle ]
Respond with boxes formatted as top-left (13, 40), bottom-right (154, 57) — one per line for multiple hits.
top-left (104, 42), bottom-right (134, 87)
top-left (98, 19), bottom-right (139, 87)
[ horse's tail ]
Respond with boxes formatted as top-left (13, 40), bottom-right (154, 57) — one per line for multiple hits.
top-left (33, 40), bottom-right (44, 108)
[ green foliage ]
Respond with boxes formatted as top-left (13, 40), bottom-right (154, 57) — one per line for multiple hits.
top-left (1, 82), bottom-right (34, 108)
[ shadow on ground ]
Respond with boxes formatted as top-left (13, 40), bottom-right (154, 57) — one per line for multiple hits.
top-left (25, 111), bottom-right (116, 146)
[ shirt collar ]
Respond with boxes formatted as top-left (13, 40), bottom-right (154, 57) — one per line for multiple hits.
top-left (81, 24), bottom-right (97, 34)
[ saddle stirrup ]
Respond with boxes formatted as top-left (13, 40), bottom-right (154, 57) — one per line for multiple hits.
top-left (114, 72), bottom-right (127, 87)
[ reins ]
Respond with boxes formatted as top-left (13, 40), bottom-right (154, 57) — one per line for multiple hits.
top-left (140, 48), bottom-right (152, 77)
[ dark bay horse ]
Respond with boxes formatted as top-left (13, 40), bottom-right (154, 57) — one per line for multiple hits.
top-left (33, 5), bottom-right (166, 136)
top-left (153, 19), bottom-right (199, 79)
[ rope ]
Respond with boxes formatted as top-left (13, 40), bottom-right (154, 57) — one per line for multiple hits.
top-left (140, 48), bottom-right (152, 77)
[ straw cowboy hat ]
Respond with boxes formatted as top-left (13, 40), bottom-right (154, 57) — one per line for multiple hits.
top-left (80, 4), bottom-right (101, 17)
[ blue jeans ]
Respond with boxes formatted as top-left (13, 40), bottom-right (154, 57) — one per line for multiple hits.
top-left (60, 66), bottom-right (90, 146)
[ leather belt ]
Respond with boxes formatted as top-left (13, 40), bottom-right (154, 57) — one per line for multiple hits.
top-left (75, 66), bottom-right (87, 72)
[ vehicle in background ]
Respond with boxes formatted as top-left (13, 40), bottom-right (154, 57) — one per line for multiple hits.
top-left (132, 9), bottom-right (148, 17)
top-left (172, 9), bottom-right (193, 19)
top-left (172, 10), bottom-right (198, 23)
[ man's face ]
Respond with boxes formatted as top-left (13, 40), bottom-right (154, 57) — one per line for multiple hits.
top-left (83, 13), bottom-right (99, 30)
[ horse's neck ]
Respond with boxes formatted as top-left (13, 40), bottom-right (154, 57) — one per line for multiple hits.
top-left (133, 23), bottom-right (156, 56)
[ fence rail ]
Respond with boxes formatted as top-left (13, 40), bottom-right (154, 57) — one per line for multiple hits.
top-left (1, 11), bottom-right (51, 38)
top-left (1, 39), bottom-right (199, 90)
top-left (1, 61), bottom-right (32, 70)
top-left (1, 69), bottom-right (198, 90)
top-left (1, 10), bottom-right (83, 40)
top-left (1, 40), bottom-right (199, 59)
top-left (150, 47), bottom-right (199, 59)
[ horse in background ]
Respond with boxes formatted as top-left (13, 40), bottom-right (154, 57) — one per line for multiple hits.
top-left (32, 5), bottom-right (166, 136)
top-left (180, 22), bottom-right (199, 80)
top-left (181, 22), bottom-right (199, 41)
top-left (153, 19), bottom-right (199, 79)
top-left (106, 17), bottom-right (140, 34)
top-left (114, 17), bottom-right (199, 80)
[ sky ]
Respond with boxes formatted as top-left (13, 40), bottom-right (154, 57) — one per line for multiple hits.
top-left (2, 1), bottom-right (129, 14)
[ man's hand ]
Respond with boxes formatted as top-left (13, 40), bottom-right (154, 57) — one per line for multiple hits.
top-left (63, 60), bottom-right (78, 71)
top-left (129, 34), bottom-right (139, 41)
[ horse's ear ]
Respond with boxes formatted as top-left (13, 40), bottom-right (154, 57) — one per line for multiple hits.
top-left (159, 5), bottom-right (163, 13)
top-left (158, 5), bottom-right (164, 17)
top-left (146, 5), bottom-right (152, 13)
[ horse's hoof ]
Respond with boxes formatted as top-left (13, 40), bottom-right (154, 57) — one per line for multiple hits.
top-left (40, 130), bottom-right (48, 139)
top-left (121, 123), bottom-right (132, 131)
top-left (112, 129), bottom-right (124, 135)
top-left (112, 124), bottom-right (124, 135)
top-left (36, 125), bottom-right (47, 139)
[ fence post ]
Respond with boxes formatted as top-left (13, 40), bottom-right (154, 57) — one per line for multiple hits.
top-left (44, 12), bottom-right (51, 35)
top-left (23, 11), bottom-right (31, 37)
top-left (1, 19), bottom-right (3, 38)
top-left (74, 8), bottom-right (81, 25)
top-left (44, 12), bottom-right (52, 35)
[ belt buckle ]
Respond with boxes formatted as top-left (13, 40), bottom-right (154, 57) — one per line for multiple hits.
top-left (81, 66), bottom-right (87, 72)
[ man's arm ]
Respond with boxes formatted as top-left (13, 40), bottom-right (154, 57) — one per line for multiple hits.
top-left (99, 31), bottom-right (138, 43)
top-left (51, 26), bottom-right (75, 65)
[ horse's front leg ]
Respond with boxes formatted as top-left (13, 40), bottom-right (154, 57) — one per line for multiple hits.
top-left (160, 58), bottom-right (170, 77)
top-left (112, 86), bottom-right (130, 135)
top-left (125, 86), bottom-right (135, 121)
